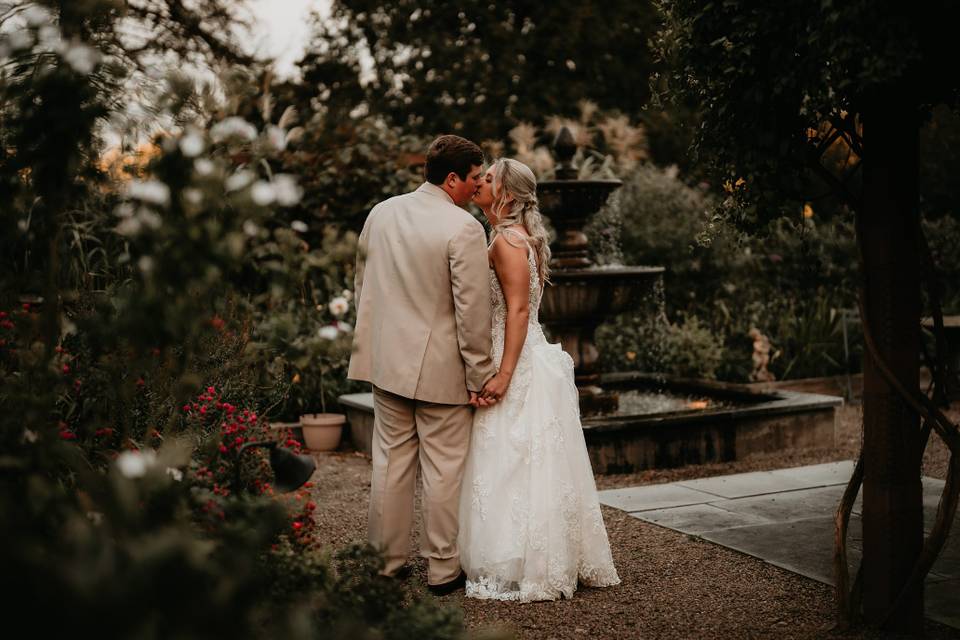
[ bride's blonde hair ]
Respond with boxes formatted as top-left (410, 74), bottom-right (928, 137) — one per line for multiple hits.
top-left (490, 158), bottom-right (551, 284)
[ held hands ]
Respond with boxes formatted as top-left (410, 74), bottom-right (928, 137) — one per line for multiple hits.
top-left (472, 370), bottom-right (512, 407)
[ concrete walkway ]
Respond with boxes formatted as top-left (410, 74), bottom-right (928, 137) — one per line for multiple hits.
top-left (598, 461), bottom-right (959, 629)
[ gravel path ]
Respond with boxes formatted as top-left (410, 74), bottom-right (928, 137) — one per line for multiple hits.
top-left (309, 401), bottom-right (960, 639)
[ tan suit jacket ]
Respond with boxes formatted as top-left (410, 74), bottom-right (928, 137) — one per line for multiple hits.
top-left (348, 182), bottom-right (495, 404)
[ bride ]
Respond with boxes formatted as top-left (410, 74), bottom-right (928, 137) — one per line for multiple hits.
top-left (457, 158), bottom-right (620, 602)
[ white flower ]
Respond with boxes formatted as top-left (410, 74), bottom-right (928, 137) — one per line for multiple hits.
top-left (210, 116), bottom-right (257, 143)
top-left (225, 170), bottom-right (254, 192)
top-left (265, 125), bottom-right (287, 151)
top-left (341, 289), bottom-right (353, 301)
top-left (336, 321), bottom-right (353, 332)
top-left (137, 255), bottom-right (155, 274)
top-left (115, 217), bottom-right (143, 237)
top-left (127, 180), bottom-right (170, 207)
top-left (22, 429), bottom-right (38, 444)
top-left (37, 25), bottom-right (62, 51)
top-left (290, 220), bottom-right (308, 233)
top-left (318, 325), bottom-right (339, 340)
top-left (165, 467), bottom-right (183, 482)
top-left (62, 42), bottom-right (100, 75)
top-left (272, 174), bottom-right (303, 206)
top-left (328, 296), bottom-right (349, 317)
top-left (17, 219), bottom-right (29, 232)
top-left (179, 131), bottom-right (205, 157)
top-left (250, 181), bottom-right (275, 206)
top-left (24, 5), bottom-right (52, 26)
top-left (8, 30), bottom-right (34, 51)
top-left (114, 203), bottom-right (135, 218)
top-left (138, 208), bottom-right (163, 230)
top-left (116, 450), bottom-right (157, 478)
top-left (183, 188), bottom-right (203, 206)
top-left (242, 220), bottom-right (260, 237)
top-left (194, 158), bottom-right (215, 176)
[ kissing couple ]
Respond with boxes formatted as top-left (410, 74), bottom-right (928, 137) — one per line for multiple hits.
top-left (348, 134), bottom-right (620, 601)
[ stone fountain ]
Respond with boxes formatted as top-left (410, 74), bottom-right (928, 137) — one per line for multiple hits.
top-left (339, 129), bottom-right (843, 473)
top-left (538, 127), bottom-right (664, 415)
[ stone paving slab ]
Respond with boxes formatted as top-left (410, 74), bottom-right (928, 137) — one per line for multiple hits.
top-left (598, 483), bottom-right (717, 513)
top-left (599, 461), bottom-right (959, 630)
top-left (768, 460), bottom-right (856, 486)
top-left (927, 579), bottom-right (960, 629)
top-left (714, 485), bottom-right (856, 522)
top-left (632, 502), bottom-right (774, 534)
top-left (676, 469), bottom-right (818, 499)
top-left (697, 515), bottom-right (863, 584)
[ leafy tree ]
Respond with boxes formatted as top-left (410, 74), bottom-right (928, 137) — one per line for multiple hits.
top-left (654, 0), bottom-right (960, 632)
top-left (0, 3), bottom-right (474, 637)
top-left (308, 0), bottom-right (659, 141)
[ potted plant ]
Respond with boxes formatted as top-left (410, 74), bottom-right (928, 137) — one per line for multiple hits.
top-left (298, 295), bottom-right (354, 451)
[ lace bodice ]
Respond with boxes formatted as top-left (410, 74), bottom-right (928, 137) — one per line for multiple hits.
top-left (489, 230), bottom-right (546, 369)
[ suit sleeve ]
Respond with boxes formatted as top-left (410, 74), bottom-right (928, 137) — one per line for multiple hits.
top-left (448, 219), bottom-right (496, 392)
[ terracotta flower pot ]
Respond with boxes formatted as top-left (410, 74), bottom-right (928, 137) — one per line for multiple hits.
top-left (300, 413), bottom-right (345, 452)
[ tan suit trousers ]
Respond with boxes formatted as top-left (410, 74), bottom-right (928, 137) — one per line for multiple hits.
top-left (368, 386), bottom-right (473, 585)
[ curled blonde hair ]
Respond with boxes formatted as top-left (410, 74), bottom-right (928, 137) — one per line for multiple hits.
top-left (490, 158), bottom-right (552, 284)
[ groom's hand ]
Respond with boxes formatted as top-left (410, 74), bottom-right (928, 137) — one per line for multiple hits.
top-left (469, 391), bottom-right (493, 407)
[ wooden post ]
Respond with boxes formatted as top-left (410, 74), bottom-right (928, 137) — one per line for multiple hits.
top-left (858, 94), bottom-right (924, 632)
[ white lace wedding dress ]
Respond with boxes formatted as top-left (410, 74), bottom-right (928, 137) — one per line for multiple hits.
top-left (458, 231), bottom-right (620, 602)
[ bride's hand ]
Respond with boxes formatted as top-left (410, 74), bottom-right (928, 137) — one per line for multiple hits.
top-left (480, 370), bottom-right (512, 404)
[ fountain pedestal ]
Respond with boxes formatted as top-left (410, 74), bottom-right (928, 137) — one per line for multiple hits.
top-left (538, 126), bottom-right (664, 415)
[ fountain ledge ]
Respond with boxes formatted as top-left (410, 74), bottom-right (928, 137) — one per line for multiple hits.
top-left (582, 372), bottom-right (843, 474)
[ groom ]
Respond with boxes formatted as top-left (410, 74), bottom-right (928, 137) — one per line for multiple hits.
top-left (347, 135), bottom-right (497, 595)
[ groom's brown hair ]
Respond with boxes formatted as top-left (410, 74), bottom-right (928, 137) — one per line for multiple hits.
top-left (424, 135), bottom-right (484, 185)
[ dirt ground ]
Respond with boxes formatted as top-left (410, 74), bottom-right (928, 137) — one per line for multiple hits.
top-left (309, 401), bottom-right (960, 639)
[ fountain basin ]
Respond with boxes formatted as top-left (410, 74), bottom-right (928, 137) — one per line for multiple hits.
top-left (538, 179), bottom-right (623, 219)
top-left (583, 372), bottom-right (843, 474)
top-left (540, 266), bottom-right (665, 325)
top-left (338, 373), bottom-right (842, 472)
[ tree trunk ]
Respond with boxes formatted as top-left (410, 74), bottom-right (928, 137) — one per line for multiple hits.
top-left (858, 94), bottom-right (924, 632)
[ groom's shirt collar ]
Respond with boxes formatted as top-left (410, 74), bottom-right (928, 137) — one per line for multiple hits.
top-left (416, 182), bottom-right (455, 205)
